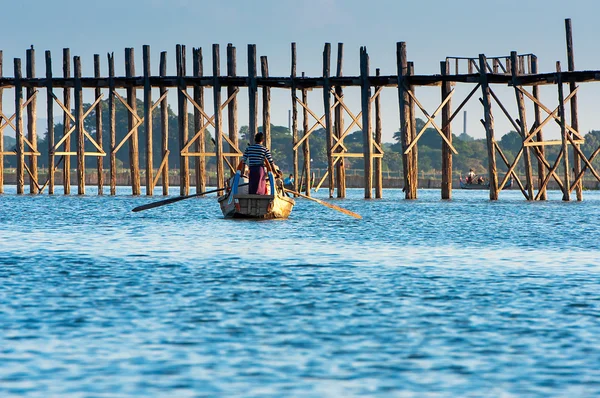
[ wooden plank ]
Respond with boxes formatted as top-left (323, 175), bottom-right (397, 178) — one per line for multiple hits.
top-left (213, 44), bottom-right (224, 189)
top-left (261, 56), bottom-right (271, 149)
top-left (94, 54), bottom-right (104, 195)
top-left (74, 56), bottom-right (85, 195)
top-left (182, 152), bottom-right (241, 157)
top-left (557, 62), bottom-right (570, 201)
top-left (193, 48), bottom-right (205, 192)
top-left (493, 141), bottom-right (528, 195)
top-left (571, 144), bottom-right (600, 192)
top-left (531, 56), bottom-right (546, 200)
top-left (45, 51), bottom-right (54, 194)
top-left (176, 45), bottom-right (189, 195)
top-left (126, 48), bottom-right (141, 195)
top-left (63, 49), bottom-right (71, 194)
top-left (479, 54), bottom-right (498, 200)
top-left (180, 89), bottom-right (240, 152)
top-left (23, 161), bottom-right (41, 192)
top-left (511, 51), bottom-right (533, 200)
top-left (291, 42), bottom-right (299, 193)
top-left (302, 72), bottom-right (311, 197)
top-left (14, 59), bottom-right (25, 194)
top-left (247, 44), bottom-right (258, 144)
top-left (360, 47), bottom-right (372, 199)
top-left (26, 47), bottom-right (38, 194)
top-left (160, 51), bottom-right (169, 195)
top-left (374, 68), bottom-right (383, 199)
top-left (335, 42), bottom-right (346, 198)
top-left (143, 45), bottom-right (153, 195)
top-left (108, 52), bottom-right (116, 195)
top-left (54, 151), bottom-right (106, 156)
top-left (323, 43), bottom-right (334, 198)
top-left (535, 149), bottom-right (564, 200)
top-left (523, 139), bottom-right (584, 147)
top-left (408, 62), bottom-right (418, 198)
top-left (153, 149), bottom-right (170, 188)
top-left (397, 42), bottom-right (415, 199)
top-left (403, 89), bottom-right (455, 155)
top-left (440, 61), bottom-right (452, 200)
top-left (566, 18), bottom-right (582, 201)
top-left (227, 44), bottom-right (238, 178)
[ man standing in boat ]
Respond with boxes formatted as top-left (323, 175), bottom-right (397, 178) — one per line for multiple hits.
top-left (239, 132), bottom-right (277, 195)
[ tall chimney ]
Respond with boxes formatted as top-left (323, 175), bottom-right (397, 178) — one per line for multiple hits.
top-left (463, 110), bottom-right (467, 135)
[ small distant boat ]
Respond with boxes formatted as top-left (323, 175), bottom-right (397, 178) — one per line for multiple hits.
top-left (459, 177), bottom-right (513, 190)
top-left (218, 171), bottom-right (295, 219)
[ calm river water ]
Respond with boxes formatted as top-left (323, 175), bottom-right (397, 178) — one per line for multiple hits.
top-left (1, 187), bottom-right (599, 397)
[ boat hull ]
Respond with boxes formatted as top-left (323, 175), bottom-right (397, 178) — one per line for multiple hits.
top-left (218, 193), bottom-right (295, 219)
top-left (459, 178), bottom-right (513, 190)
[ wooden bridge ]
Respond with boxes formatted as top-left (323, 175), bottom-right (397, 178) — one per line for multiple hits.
top-left (1, 18), bottom-right (598, 201)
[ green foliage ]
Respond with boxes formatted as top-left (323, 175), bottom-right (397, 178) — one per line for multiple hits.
top-left (7, 110), bottom-right (600, 180)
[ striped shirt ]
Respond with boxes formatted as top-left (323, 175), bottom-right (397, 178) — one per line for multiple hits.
top-left (242, 144), bottom-right (274, 167)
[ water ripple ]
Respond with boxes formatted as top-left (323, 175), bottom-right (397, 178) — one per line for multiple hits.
top-left (0, 188), bottom-right (599, 396)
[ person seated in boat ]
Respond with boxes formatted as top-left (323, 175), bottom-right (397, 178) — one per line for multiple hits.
top-left (466, 168), bottom-right (476, 184)
top-left (239, 132), bottom-right (277, 195)
top-left (477, 175), bottom-right (485, 184)
top-left (284, 174), bottom-right (294, 187)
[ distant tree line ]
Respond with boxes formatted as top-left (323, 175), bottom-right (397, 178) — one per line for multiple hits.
top-left (3, 99), bottom-right (600, 180)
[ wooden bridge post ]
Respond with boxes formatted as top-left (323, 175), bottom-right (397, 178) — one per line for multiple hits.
top-left (247, 44), bottom-right (258, 143)
top-left (511, 51), bottom-right (534, 200)
top-left (227, 44), bottom-right (238, 176)
top-left (108, 53), bottom-right (116, 195)
top-left (213, 44), bottom-right (224, 189)
top-left (374, 68), bottom-right (383, 199)
top-left (159, 51), bottom-right (169, 195)
top-left (360, 47), bottom-right (373, 199)
top-left (301, 72), bottom-right (311, 197)
top-left (408, 62), bottom-right (418, 197)
top-left (323, 43), bottom-right (335, 198)
top-left (45, 51), bottom-right (54, 194)
top-left (261, 56), bottom-right (271, 149)
top-left (531, 56), bottom-right (547, 200)
top-left (143, 45), bottom-right (153, 195)
top-left (290, 43), bottom-right (299, 192)
top-left (125, 48), bottom-right (141, 195)
top-left (94, 54), bottom-right (104, 195)
top-left (14, 59), bottom-right (24, 194)
top-left (335, 43), bottom-right (346, 198)
top-left (62, 49), bottom-right (71, 194)
top-left (440, 60), bottom-right (452, 199)
top-left (74, 56), bottom-right (85, 195)
top-left (557, 62), bottom-right (571, 201)
top-left (565, 18), bottom-right (582, 201)
top-left (193, 48), bottom-right (206, 192)
top-left (176, 45), bottom-right (189, 195)
top-left (26, 47), bottom-right (38, 194)
top-left (478, 54), bottom-right (499, 200)
top-left (397, 42), bottom-right (415, 199)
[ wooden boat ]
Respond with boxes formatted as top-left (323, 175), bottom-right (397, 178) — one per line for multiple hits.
top-left (218, 171), bottom-right (295, 219)
top-left (459, 177), bottom-right (513, 190)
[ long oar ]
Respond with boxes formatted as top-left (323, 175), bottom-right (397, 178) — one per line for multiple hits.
top-left (132, 184), bottom-right (247, 213)
top-left (284, 189), bottom-right (362, 219)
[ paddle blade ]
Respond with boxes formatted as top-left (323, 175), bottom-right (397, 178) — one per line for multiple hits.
top-left (284, 189), bottom-right (362, 219)
top-left (132, 195), bottom-right (191, 212)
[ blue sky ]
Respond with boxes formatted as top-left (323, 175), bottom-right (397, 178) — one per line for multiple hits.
top-left (2, 0), bottom-right (600, 143)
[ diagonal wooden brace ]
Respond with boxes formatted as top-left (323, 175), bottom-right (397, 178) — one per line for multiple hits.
top-left (404, 87), bottom-right (457, 155)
